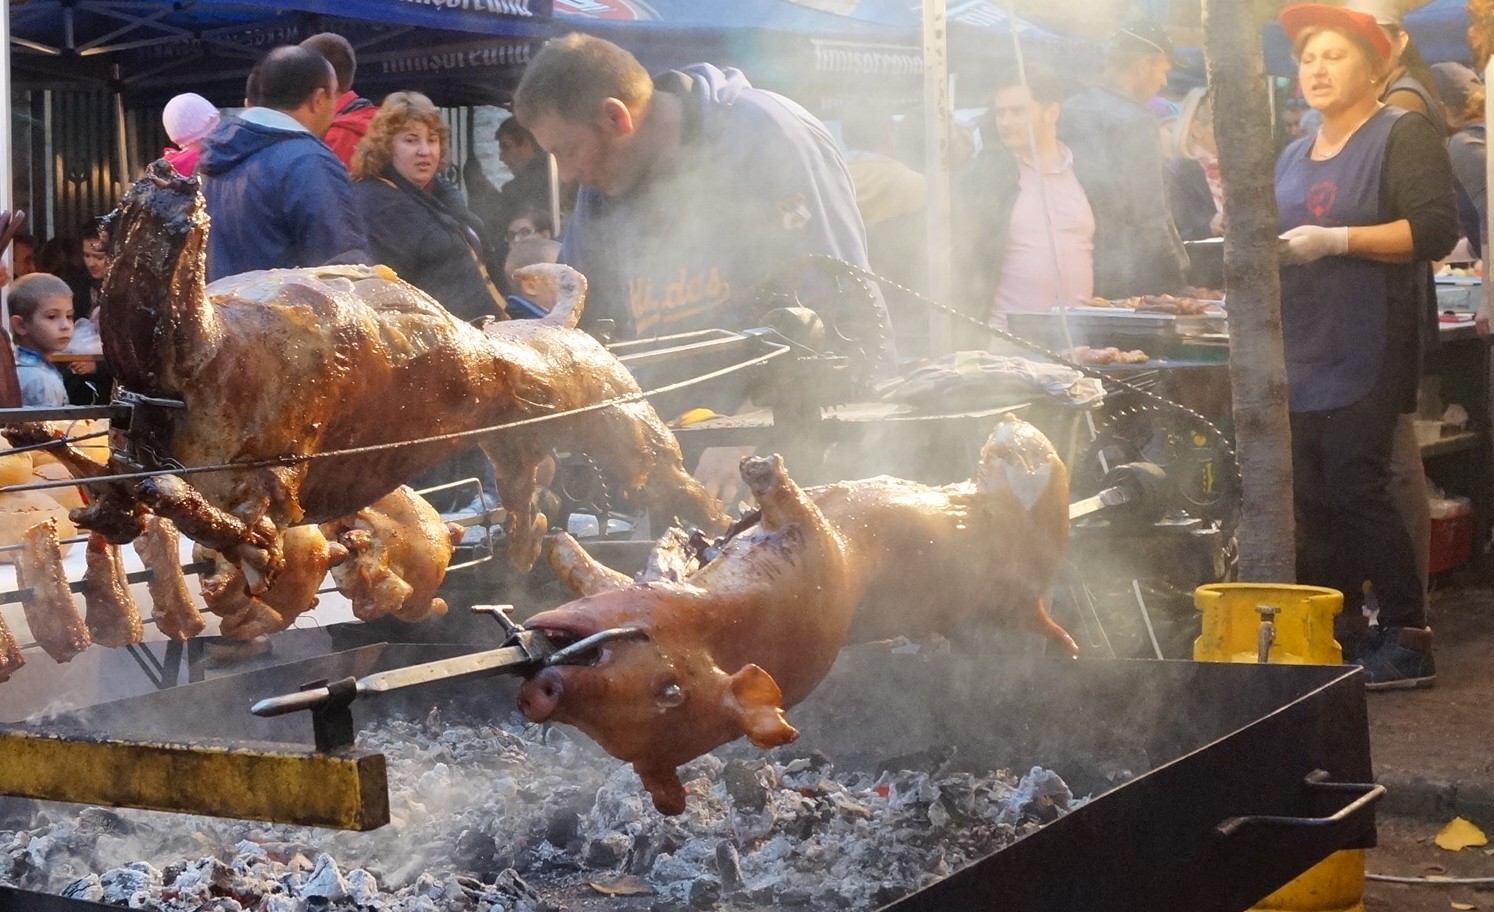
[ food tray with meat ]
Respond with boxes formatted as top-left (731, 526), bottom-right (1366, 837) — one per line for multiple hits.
top-left (1008, 306), bottom-right (1227, 345)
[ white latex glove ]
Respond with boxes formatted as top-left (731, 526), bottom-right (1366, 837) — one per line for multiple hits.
top-left (1279, 224), bottom-right (1349, 265)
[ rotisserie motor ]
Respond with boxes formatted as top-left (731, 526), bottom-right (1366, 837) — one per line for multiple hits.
top-left (518, 414), bottom-right (1077, 815)
top-left (40, 161), bottom-right (723, 603)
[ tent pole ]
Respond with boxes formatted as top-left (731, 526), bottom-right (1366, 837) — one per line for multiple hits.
top-left (2, 0), bottom-right (11, 315)
top-left (113, 64), bottom-right (130, 197)
top-left (921, 0), bottom-right (953, 354)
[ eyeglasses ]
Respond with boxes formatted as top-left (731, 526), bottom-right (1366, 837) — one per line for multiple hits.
top-left (506, 226), bottom-right (537, 242)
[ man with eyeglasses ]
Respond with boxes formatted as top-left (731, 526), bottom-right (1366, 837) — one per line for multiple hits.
top-left (1058, 22), bottom-right (1189, 299)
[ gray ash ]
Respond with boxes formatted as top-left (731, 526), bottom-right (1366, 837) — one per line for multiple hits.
top-left (1, 707), bottom-right (1081, 910)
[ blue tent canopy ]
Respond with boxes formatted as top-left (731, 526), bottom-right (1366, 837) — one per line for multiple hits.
top-left (7, 0), bottom-right (553, 105)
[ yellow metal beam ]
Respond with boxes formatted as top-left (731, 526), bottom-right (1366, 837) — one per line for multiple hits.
top-left (0, 729), bottom-right (389, 830)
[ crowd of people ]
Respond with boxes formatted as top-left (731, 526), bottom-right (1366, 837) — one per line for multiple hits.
top-left (0, 10), bottom-right (1485, 688)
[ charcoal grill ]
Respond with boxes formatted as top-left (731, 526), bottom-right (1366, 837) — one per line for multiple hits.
top-left (1, 637), bottom-right (1373, 912)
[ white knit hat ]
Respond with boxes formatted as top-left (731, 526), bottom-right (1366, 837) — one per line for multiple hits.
top-left (1343, 0), bottom-right (1433, 27)
top-left (162, 92), bottom-right (221, 146)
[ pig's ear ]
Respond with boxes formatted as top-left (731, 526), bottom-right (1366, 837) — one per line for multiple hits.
top-left (728, 664), bottom-right (799, 749)
top-left (637, 763), bottom-right (688, 816)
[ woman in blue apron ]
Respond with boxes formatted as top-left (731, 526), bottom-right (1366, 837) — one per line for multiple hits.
top-left (1276, 4), bottom-right (1459, 688)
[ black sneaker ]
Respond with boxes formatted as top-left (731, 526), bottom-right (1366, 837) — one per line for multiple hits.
top-left (1355, 626), bottom-right (1436, 691)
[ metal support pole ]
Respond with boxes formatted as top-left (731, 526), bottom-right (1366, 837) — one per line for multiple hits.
top-left (112, 64), bottom-right (130, 198)
top-left (921, 0), bottom-right (953, 353)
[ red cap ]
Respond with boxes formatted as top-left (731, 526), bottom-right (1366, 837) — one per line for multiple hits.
top-left (1279, 3), bottom-right (1393, 61)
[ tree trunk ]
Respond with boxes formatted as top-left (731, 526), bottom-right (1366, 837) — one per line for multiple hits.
top-left (1203, 0), bottom-right (1296, 582)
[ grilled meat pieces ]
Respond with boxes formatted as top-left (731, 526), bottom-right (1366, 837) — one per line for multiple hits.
top-left (81, 533), bottom-right (144, 647)
top-left (16, 518), bottom-right (91, 663)
top-left (133, 516), bottom-right (206, 641)
top-left (0, 614), bottom-right (22, 682)
top-left (322, 486), bottom-right (460, 624)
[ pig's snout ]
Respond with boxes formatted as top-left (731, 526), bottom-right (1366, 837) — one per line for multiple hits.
top-left (518, 667), bottom-right (565, 722)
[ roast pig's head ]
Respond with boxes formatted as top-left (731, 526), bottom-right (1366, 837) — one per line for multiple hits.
top-left (517, 591), bottom-right (798, 815)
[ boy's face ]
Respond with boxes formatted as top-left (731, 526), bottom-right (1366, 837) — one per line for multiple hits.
top-left (11, 294), bottom-right (75, 354)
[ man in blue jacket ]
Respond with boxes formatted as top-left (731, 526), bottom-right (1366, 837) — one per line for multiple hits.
top-left (197, 45), bottom-right (370, 282)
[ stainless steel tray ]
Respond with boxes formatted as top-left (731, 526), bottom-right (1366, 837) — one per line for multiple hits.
top-left (1009, 308), bottom-right (1226, 337)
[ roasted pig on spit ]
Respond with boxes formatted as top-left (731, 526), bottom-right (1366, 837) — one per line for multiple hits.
top-left (16, 518), bottom-right (91, 663)
top-left (0, 614), bottom-right (22, 682)
top-left (81, 533), bottom-right (144, 647)
top-left (519, 414), bottom-right (1076, 815)
top-left (133, 516), bottom-right (207, 640)
top-left (17, 161), bottom-right (724, 607)
top-left (320, 485), bottom-right (463, 624)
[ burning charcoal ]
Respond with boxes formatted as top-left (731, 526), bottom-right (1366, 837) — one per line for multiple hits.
top-left (543, 808), bottom-right (581, 848)
top-left (687, 877), bottom-right (721, 908)
top-left (60, 875), bottom-right (104, 901)
top-left (298, 853), bottom-right (349, 900)
top-left (721, 759), bottom-right (769, 811)
top-left (454, 828), bottom-right (498, 872)
top-left (585, 832), bottom-right (630, 868)
top-left (99, 861), bottom-right (161, 903)
top-left (713, 840), bottom-right (744, 891)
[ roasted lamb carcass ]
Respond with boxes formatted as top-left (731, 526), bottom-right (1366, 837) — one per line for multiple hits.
top-left (519, 415), bottom-right (1076, 815)
top-left (45, 162), bottom-right (723, 597)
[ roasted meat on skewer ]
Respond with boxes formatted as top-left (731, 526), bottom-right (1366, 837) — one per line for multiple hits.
top-left (133, 516), bottom-right (206, 641)
top-left (16, 518), bottom-right (91, 663)
top-left (196, 525), bottom-right (346, 640)
top-left (57, 162), bottom-right (724, 605)
top-left (520, 415), bottom-right (1076, 815)
top-left (81, 533), bottom-right (144, 647)
top-left (0, 614), bottom-right (23, 682)
top-left (321, 486), bottom-right (462, 624)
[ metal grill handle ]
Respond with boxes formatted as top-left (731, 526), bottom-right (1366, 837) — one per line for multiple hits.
top-left (1215, 770), bottom-right (1384, 838)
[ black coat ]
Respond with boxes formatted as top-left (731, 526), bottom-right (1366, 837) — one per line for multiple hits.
top-left (353, 169), bottom-right (505, 324)
top-left (951, 144), bottom-right (1020, 319)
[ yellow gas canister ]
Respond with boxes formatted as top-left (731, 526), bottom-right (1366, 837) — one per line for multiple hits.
top-left (1194, 582), bottom-right (1364, 912)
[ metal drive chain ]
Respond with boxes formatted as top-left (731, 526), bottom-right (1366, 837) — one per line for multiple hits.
top-left (783, 253), bottom-right (1241, 504)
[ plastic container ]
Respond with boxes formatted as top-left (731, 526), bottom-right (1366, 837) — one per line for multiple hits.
top-left (1429, 498), bottom-right (1475, 574)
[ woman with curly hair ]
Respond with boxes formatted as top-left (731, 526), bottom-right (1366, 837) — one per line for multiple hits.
top-left (351, 91), bottom-right (505, 323)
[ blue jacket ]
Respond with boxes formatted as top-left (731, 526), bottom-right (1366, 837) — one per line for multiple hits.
top-left (197, 116), bottom-right (370, 282)
top-left (560, 64), bottom-right (875, 340)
